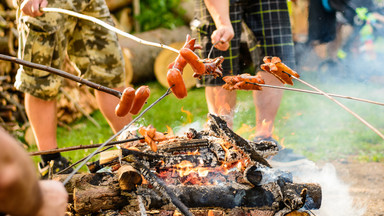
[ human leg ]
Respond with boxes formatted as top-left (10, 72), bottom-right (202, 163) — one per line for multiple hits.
top-left (24, 94), bottom-right (58, 151)
top-left (95, 87), bottom-right (132, 133)
top-left (244, 0), bottom-right (295, 138)
top-left (253, 71), bottom-right (283, 138)
top-left (205, 86), bottom-right (237, 128)
top-left (194, 0), bottom-right (243, 127)
top-left (66, 0), bottom-right (131, 134)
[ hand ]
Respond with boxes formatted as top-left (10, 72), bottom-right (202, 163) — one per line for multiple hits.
top-left (36, 180), bottom-right (68, 216)
top-left (211, 25), bottom-right (234, 51)
top-left (20, 0), bottom-right (48, 17)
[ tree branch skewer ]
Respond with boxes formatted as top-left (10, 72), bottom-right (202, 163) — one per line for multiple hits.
top-left (245, 81), bottom-right (384, 107)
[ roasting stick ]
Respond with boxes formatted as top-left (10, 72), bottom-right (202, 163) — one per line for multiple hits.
top-left (62, 87), bottom-right (173, 185)
top-left (245, 82), bottom-right (384, 107)
top-left (41, 8), bottom-right (180, 54)
top-left (286, 73), bottom-right (384, 140)
top-left (0, 54), bottom-right (122, 98)
top-left (29, 137), bottom-right (144, 156)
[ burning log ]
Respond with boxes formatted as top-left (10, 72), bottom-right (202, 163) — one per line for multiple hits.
top-left (206, 113), bottom-right (272, 167)
top-left (54, 172), bottom-right (321, 215)
top-left (53, 115), bottom-right (321, 215)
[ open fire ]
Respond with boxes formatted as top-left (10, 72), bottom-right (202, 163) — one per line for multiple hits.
top-left (55, 114), bottom-right (322, 215)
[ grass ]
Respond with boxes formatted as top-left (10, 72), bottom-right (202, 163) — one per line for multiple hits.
top-left (27, 76), bottom-right (384, 169)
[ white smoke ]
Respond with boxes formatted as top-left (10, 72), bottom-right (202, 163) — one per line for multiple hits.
top-left (272, 160), bottom-right (366, 216)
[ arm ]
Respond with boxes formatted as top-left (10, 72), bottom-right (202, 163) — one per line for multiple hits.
top-left (20, 0), bottom-right (48, 17)
top-left (0, 128), bottom-right (68, 216)
top-left (204, 0), bottom-right (234, 51)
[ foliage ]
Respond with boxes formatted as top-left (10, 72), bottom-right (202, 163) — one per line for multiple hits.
top-left (136, 0), bottom-right (186, 31)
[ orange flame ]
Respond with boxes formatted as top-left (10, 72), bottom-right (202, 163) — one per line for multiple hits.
top-left (166, 125), bottom-right (174, 136)
top-left (181, 107), bottom-right (193, 124)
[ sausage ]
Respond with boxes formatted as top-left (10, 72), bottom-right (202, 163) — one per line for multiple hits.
top-left (168, 35), bottom-right (202, 73)
top-left (179, 48), bottom-right (205, 76)
top-left (130, 86), bottom-right (151, 115)
top-left (115, 87), bottom-right (135, 117)
top-left (138, 126), bottom-right (158, 152)
top-left (167, 68), bottom-right (187, 99)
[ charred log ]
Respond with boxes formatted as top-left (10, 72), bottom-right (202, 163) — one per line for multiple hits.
top-left (206, 114), bottom-right (271, 167)
top-left (55, 172), bottom-right (321, 215)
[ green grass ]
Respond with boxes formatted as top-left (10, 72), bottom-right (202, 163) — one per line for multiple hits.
top-left (27, 78), bottom-right (384, 168)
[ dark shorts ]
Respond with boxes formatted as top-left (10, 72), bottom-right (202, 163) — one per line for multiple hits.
top-left (15, 0), bottom-right (125, 100)
top-left (193, 0), bottom-right (295, 87)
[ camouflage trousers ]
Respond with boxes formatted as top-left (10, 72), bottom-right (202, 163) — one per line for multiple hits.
top-left (15, 0), bottom-right (125, 100)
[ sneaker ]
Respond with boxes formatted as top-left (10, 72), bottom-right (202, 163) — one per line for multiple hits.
top-left (38, 156), bottom-right (73, 179)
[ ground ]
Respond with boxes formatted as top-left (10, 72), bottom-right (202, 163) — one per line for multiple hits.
top-left (332, 161), bottom-right (384, 216)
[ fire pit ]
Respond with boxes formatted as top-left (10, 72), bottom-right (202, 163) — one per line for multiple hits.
top-left (55, 114), bottom-right (321, 215)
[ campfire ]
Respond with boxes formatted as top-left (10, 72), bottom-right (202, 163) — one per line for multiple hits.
top-left (55, 114), bottom-right (322, 216)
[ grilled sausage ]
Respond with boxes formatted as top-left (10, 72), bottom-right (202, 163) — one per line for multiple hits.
top-left (115, 87), bottom-right (135, 117)
top-left (179, 48), bottom-right (205, 76)
top-left (130, 86), bottom-right (150, 115)
top-left (167, 68), bottom-right (187, 99)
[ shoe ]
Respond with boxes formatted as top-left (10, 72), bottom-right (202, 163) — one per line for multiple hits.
top-left (38, 156), bottom-right (74, 179)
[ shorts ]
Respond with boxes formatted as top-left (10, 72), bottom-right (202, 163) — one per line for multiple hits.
top-left (15, 0), bottom-right (125, 100)
top-left (193, 0), bottom-right (295, 87)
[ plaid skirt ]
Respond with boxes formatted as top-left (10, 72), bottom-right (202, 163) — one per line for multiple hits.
top-left (193, 0), bottom-right (295, 86)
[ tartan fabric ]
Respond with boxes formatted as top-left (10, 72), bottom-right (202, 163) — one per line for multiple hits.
top-left (193, 0), bottom-right (295, 87)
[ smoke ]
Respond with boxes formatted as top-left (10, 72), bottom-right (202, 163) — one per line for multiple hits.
top-left (273, 160), bottom-right (366, 216)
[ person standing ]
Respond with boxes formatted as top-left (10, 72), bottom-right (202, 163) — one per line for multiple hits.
top-left (193, 0), bottom-right (295, 145)
top-left (15, 0), bottom-right (132, 177)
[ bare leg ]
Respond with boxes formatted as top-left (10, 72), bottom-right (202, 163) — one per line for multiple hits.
top-left (24, 94), bottom-right (57, 151)
top-left (205, 86), bottom-right (236, 128)
top-left (253, 71), bottom-right (283, 138)
top-left (95, 86), bottom-right (132, 133)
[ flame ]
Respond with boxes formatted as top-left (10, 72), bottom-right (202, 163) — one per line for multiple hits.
top-left (235, 123), bottom-right (256, 135)
top-left (166, 125), bottom-right (174, 136)
top-left (158, 139), bottom-right (251, 186)
top-left (258, 119), bottom-right (274, 138)
top-left (180, 107), bottom-right (193, 124)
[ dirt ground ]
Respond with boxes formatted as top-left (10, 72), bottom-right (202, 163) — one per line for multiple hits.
top-left (332, 161), bottom-right (384, 216)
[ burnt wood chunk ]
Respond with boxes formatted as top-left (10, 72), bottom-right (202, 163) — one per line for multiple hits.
top-left (206, 113), bottom-right (271, 167)
top-left (118, 164), bottom-right (143, 191)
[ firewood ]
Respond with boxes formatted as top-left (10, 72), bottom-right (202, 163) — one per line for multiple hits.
top-left (100, 149), bottom-right (122, 165)
top-left (117, 164), bottom-right (143, 191)
top-left (206, 114), bottom-right (271, 167)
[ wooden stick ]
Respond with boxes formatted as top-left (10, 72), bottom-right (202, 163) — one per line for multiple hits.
top-left (62, 87), bottom-right (172, 185)
top-left (29, 137), bottom-right (143, 156)
top-left (41, 8), bottom-right (179, 54)
top-left (246, 82), bottom-right (384, 107)
top-left (289, 75), bottom-right (384, 140)
top-left (133, 160), bottom-right (193, 216)
top-left (59, 87), bottom-right (101, 128)
top-left (0, 54), bottom-right (122, 98)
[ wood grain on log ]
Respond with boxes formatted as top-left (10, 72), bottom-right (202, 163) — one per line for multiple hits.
top-left (118, 164), bottom-right (143, 191)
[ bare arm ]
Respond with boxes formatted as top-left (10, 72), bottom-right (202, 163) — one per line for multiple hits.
top-left (0, 128), bottom-right (43, 216)
top-left (204, 0), bottom-right (234, 51)
top-left (0, 128), bottom-right (68, 216)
